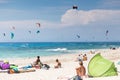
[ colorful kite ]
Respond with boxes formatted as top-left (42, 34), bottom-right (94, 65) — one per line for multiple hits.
top-left (11, 32), bottom-right (14, 39)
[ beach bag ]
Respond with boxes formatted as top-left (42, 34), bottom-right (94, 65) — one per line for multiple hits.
top-left (0, 61), bottom-right (10, 70)
top-left (43, 64), bottom-right (50, 70)
top-left (1, 63), bottom-right (10, 70)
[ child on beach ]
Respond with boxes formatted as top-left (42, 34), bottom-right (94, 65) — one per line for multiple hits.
top-left (74, 61), bottom-right (86, 80)
top-left (54, 59), bottom-right (61, 68)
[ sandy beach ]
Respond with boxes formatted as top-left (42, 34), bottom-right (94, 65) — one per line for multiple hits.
top-left (0, 48), bottom-right (120, 80)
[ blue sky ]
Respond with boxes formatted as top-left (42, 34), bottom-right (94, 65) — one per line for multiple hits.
top-left (0, 0), bottom-right (120, 42)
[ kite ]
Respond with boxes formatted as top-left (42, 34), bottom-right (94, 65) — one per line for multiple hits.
top-left (106, 30), bottom-right (109, 36)
top-left (36, 23), bottom-right (40, 27)
top-left (36, 30), bottom-right (40, 34)
top-left (28, 31), bottom-right (31, 34)
top-left (11, 32), bottom-right (14, 39)
top-left (35, 22), bottom-right (41, 34)
top-left (73, 5), bottom-right (78, 9)
top-left (3, 33), bottom-right (6, 36)
top-left (76, 35), bottom-right (80, 38)
top-left (12, 26), bottom-right (15, 30)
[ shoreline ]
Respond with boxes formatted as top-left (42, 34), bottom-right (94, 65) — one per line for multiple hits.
top-left (0, 48), bottom-right (120, 80)
top-left (1, 48), bottom-right (120, 65)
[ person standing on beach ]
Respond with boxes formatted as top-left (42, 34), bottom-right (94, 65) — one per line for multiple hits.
top-left (74, 61), bottom-right (86, 80)
top-left (83, 54), bottom-right (87, 61)
top-left (77, 54), bottom-right (82, 62)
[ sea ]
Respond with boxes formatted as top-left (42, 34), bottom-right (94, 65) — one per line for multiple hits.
top-left (0, 42), bottom-right (120, 59)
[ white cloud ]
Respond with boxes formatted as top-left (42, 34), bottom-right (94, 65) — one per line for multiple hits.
top-left (61, 9), bottom-right (120, 26)
top-left (0, 9), bottom-right (120, 30)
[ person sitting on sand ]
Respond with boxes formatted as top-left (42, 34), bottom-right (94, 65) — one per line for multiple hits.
top-left (33, 56), bottom-right (50, 70)
top-left (89, 50), bottom-right (95, 54)
top-left (33, 56), bottom-right (43, 68)
top-left (74, 61), bottom-right (86, 80)
top-left (83, 54), bottom-right (87, 61)
top-left (54, 59), bottom-right (61, 68)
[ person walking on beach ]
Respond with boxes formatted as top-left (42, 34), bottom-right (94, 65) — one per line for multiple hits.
top-left (74, 61), bottom-right (86, 80)
top-left (54, 59), bottom-right (61, 68)
top-left (83, 54), bottom-right (87, 61)
top-left (76, 54), bottom-right (82, 62)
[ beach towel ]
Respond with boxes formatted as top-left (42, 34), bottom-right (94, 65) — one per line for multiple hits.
top-left (22, 64), bottom-right (32, 69)
top-left (10, 64), bottom-right (18, 69)
top-left (8, 68), bottom-right (36, 74)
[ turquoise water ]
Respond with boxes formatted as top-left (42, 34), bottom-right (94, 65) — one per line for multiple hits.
top-left (0, 42), bottom-right (120, 58)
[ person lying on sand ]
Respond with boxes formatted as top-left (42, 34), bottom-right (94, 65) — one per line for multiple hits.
top-left (54, 59), bottom-right (61, 68)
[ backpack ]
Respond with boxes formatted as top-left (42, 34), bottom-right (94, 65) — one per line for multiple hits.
top-left (43, 64), bottom-right (50, 70)
top-left (0, 63), bottom-right (10, 70)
